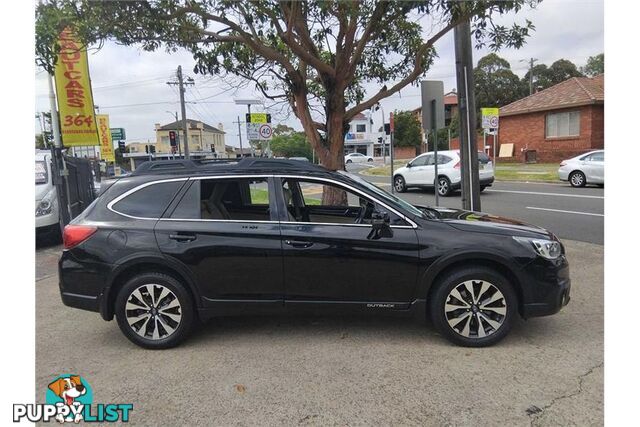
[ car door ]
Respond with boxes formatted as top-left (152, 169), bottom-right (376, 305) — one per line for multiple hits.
top-left (404, 154), bottom-right (431, 185)
top-left (154, 176), bottom-right (284, 309)
top-left (275, 176), bottom-right (420, 308)
top-left (588, 151), bottom-right (604, 183)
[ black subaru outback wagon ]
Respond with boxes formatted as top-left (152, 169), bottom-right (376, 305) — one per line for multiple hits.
top-left (59, 158), bottom-right (570, 349)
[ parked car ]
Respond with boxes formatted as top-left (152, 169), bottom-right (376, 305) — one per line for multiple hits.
top-left (345, 152), bottom-right (374, 163)
top-left (393, 150), bottom-right (494, 196)
top-left (35, 150), bottom-right (60, 238)
top-left (59, 158), bottom-right (570, 349)
top-left (558, 150), bottom-right (604, 187)
top-left (288, 156), bottom-right (310, 162)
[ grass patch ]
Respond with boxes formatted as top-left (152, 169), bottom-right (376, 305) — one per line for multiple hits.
top-left (250, 188), bottom-right (269, 204)
top-left (494, 162), bottom-right (559, 182)
top-left (360, 160), bottom-right (410, 176)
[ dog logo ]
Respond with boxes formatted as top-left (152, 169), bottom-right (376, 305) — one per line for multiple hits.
top-left (46, 375), bottom-right (92, 423)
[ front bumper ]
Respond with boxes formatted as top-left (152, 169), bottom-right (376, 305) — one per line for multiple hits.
top-left (558, 167), bottom-right (570, 181)
top-left (521, 255), bottom-right (571, 318)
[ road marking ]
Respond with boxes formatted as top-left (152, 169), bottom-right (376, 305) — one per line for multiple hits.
top-left (487, 189), bottom-right (603, 199)
top-left (526, 206), bottom-right (604, 217)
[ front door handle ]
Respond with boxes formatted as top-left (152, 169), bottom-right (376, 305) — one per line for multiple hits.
top-left (169, 233), bottom-right (197, 242)
top-left (284, 239), bottom-right (314, 248)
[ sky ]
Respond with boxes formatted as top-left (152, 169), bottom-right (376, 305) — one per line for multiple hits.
top-left (34, 0), bottom-right (604, 148)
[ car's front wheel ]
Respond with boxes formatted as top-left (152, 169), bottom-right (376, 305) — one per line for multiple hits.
top-left (569, 170), bottom-right (586, 187)
top-left (115, 272), bottom-right (194, 349)
top-left (346, 159), bottom-right (352, 164)
top-left (437, 176), bottom-right (452, 197)
top-left (394, 175), bottom-right (407, 193)
top-left (429, 267), bottom-right (517, 347)
top-left (367, 158), bottom-right (374, 162)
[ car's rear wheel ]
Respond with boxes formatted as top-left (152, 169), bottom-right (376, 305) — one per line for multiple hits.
top-left (367, 158), bottom-right (373, 162)
top-left (429, 267), bottom-right (516, 347)
top-left (569, 170), bottom-right (586, 187)
top-left (346, 159), bottom-right (352, 164)
top-left (437, 176), bottom-right (452, 197)
top-left (115, 272), bottom-right (194, 349)
top-left (394, 175), bottom-right (407, 193)
top-left (480, 186), bottom-right (487, 192)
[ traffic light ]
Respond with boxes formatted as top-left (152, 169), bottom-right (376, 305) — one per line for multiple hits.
top-left (384, 123), bottom-right (391, 135)
top-left (377, 137), bottom-right (383, 144)
top-left (145, 145), bottom-right (149, 154)
top-left (118, 141), bottom-right (125, 151)
top-left (169, 131), bottom-right (177, 147)
top-left (149, 145), bottom-right (156, 154)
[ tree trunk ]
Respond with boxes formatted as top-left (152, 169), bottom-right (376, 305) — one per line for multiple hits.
top-left (320, 105), bottom-right (348, 206)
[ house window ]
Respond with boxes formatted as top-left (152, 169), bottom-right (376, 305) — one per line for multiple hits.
top-left (356, 124), bottom-right (367, 133)
top-left (546, 111), bottom-right (580, 138)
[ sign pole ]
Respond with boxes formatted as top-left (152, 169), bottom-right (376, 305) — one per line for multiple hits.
top-left (48, 73), bottom-right (72, 227)
top-left (431, 99), bottom-right (439, 207)
top-left (390, 112), bottom-right (395, 194)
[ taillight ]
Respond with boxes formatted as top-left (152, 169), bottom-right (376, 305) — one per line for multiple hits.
top-left (453, 162), bottom-right (460, 169)
top-left (63, 225), bottom-right (97, 249)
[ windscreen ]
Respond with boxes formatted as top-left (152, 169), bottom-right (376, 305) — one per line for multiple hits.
top-left (36, 161), bottom-right (48, 185)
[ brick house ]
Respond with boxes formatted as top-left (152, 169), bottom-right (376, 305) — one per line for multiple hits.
top-left (497, 74), bottom-right (604, 162)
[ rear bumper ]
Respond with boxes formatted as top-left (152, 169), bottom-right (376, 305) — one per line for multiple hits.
top-left (451, 176), bottom-right (494, 190)
top-left (58, 251), bottom-right (111, 318)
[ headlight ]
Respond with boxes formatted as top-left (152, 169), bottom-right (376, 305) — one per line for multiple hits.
top-left (513, 236), bottom-right (562, 260)
top-left (36, 189), bottom-right (55, 217)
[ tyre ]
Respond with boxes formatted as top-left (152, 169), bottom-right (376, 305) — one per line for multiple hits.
top-left (115, 272), bottom-right (194, 349)
top-left (346, 159), bottom-right (352, 164)
top-left (569, 170), bottom-right (586, 187)
top-left (437, 176), bottom-right (452, 197)
top-left (480, 186), bottom-right (487, 192)
top-left (429, 267), bottom-right (517, 347)
top-left (394, 175), bottom-right (407, 193)
top-left (367, 158), bottom-right (374, 162)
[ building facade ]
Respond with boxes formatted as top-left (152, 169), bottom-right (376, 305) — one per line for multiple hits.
top-left (154, 119), bottom-right (227, 157)
top-left (498, 75), bottom-right (604, 162)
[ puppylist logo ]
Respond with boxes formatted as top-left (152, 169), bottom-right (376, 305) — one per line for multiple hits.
top-left (13, 374), bottom-right (133, 423)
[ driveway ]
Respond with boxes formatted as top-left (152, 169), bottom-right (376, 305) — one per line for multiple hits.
top-left (36, 241), bottom-right (603, 426)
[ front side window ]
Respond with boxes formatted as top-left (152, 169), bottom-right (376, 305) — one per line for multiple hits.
top-left (281, 178), bottom-right (406, 226)
top-left (36, 161), bottom-right (48, 185)
top-left (590, 152), bottom-right (604, 161)
top-left (170, 178), bottom-right (271, 221)
top-left (411, 155), bottom-right (428, 167)
top-left (546, 111), bottom-right (580, 138)
top-left (112, 180), bottom-right (184, 218)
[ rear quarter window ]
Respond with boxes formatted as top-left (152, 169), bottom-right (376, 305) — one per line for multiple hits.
top-left (111, 180), bottom-right (184, 218)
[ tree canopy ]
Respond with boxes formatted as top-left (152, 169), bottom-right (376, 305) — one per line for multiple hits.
top-left (581, 53), bottom-right (604, 77)
top-left (392, 111), bottom-right (422, 148)
top-left (36, 0), bottom-right (536, 173)
top-left (474, 52), bottom-right (525, 109)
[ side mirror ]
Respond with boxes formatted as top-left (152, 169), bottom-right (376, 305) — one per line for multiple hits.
top-left (368, 211), bottom-right (393, 239)
top-left (406, 162), bottom-right (412, 168)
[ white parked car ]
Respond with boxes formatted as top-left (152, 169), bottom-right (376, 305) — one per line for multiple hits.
top-left (345, 152), bottom-right (374, 163)
top-left (36, 150), bottom-right (60, 237)
top-left (558, 150), bottom-right (604, 187)
top-left (393, 150), bottom-right (495, 196)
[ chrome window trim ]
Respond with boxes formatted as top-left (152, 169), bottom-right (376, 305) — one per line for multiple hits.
top-left (107, 177), bottom-right (189, 220)
top-left (107, 173), bottom-right (419, 229)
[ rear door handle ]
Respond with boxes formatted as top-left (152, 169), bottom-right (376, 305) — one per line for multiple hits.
top-left (169, 233), bottom-right (197, 242)
top-left (284, 240), bottom-right (314, 248)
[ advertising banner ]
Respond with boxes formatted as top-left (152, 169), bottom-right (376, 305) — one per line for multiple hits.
top-left (54, 27), bottom-right (99, 146)
top-left (96, 115), bottom-right (115, 162)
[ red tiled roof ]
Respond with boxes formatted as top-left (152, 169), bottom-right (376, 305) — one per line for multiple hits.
top-left (351, 112), bottom-right (367, 120)
top-left (500, 74), bottom-right (604, 117)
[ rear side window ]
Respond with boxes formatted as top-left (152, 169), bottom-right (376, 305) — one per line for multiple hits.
top-left (170, 178), bottom-right (271, 221)
top-left (111, 181), bottom-right (184, 218)
top-left (437, 155), bottom-right (453, 164)
top-left (477, 152), bottom-right (490, 163)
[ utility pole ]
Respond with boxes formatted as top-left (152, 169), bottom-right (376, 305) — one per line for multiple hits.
top-left (167, 66), bottom-right (194, 159)
top-left (454, 19), bottom-right (481, 212)
top-left (233, 116), bottom-right (244, 159)
top-left (48, 74), bottom-right (72, 228)
top-left (521, 58), bottom-right (538, 95)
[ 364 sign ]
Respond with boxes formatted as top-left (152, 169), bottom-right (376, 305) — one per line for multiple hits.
top-left (54, 27), bottom-right (99, 147)
top-left (481, 108), bottom-right (499, 130)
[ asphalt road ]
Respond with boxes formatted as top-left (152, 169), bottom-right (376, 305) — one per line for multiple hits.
top-left (349, 165), bottom-right (604, 245)
top-left (35, 240), bottom-right (603, 426)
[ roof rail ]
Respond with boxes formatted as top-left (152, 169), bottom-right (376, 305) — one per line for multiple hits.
top-left (129, 157), bottom-right (327, 176)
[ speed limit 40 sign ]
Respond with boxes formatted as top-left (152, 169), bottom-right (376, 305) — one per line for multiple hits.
top-left (481, 107), bottom-right (499, 130)
top-left (258, 124), bottom-right (273, 140)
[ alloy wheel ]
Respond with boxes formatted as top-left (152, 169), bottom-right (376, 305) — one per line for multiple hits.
top-left (570, 172), bottom-right (585, 186)
top-left (437, 178), bottom-right (449, 196)
top-left (444, 280), bottom-right (507, 339)
top-left (394, 177), bottom-right (405, 192)
top-left (125, 284), bottom-right (182, 340)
